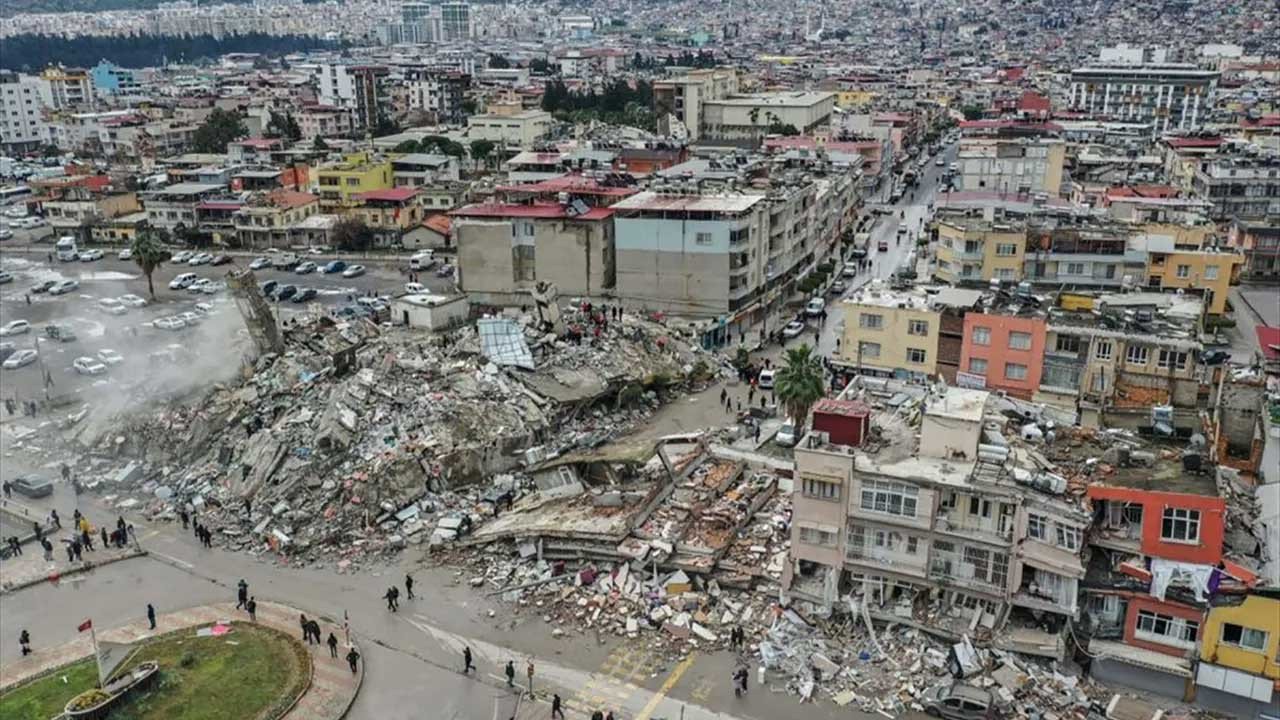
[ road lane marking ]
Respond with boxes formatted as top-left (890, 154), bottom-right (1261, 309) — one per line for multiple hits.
top-left (634, 652), bottom-right (696, 720)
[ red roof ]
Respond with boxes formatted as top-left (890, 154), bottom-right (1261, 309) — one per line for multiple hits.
top-left (265, 190), bottom-right (317, 210)
top-left (1018, 91), bottom-right (1051, 114)
top-left (1106, 185), bottom-right (1179, 200)
top-left (1258, 327), bottom-right (1280, 362)
top-left (450, 202), bottom-right (614, 221)
top-left (812, 398), bottom-right (871, 417)
top-left (421, 213), bottom-right (451, 236)
top-left (1165, 137), bottom-right (1223, 149)
top-left (357, 187), bottom-right (419, 203)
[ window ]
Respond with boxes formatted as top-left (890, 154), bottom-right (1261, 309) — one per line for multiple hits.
top-left (996, 268), bottom-right (1016, 280)
top-left (1158, 350), bottom-right (1189, 370)
top-left (1066, 262), bottom-right (1085, 275)
top-left (858, 341), bottom-right (881, 359)
top-left (1004, 363), bottom-right (1028, 381)
top-left (907, 348), bottom-right (927, 364)
top-left (972, 326), bottom-right (991, 345)
top-left (1136, 610), bottom-right (1199, 648)
top-left (995, 243), bottom-right (1017, 256)
top-left (859, 313), bottom-right (883, 329)
top-left (906, 537), bottom-right (919, 554)
top-left (1008, 332), bottom-right (1032, 350)
top-left (802, 477), bottom-right (841, 501)
top-left (1054, 524), bottom-right (1081, 551)
top-left (1221, 623), bottom-right (1269, 652)
top-left (1176, 264), bottom-right (1190, 278)
top-left (1095, 340), bottom-right (1113, 360)
top-left (694, 232), bottom-right (713, 246)
top-left (968, 358), bottom-right (988, 375)
top-left (908, 319), bottom-right (929, 336)
top-left (1204, 265), bottom-right (1219, 280)
top-left (1055, 335), bottom-right (1080, 354)
top-left (1027, 514), bottom-right (1048, 540)
top-left (860, 480), bottom-right (919, 518)
top-left (1126, 345), bottom-right (1149, 365)
top-left (798, 524), bottom-right (838, 547)
top-left (1161, 508), bottom-right (1200, 543)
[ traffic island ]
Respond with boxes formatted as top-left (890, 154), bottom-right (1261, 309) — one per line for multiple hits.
top-left (0, 601), bottom-right (361, 720)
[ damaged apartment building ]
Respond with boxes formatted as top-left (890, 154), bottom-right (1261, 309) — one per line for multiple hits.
top-left (785, 387), bottom-right (1091, 663)
top-left (450, 148), bottom-right (863, 329)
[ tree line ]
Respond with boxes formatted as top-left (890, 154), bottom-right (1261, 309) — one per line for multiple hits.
top-left (540, 78), bottom-right (656, 131)
top-left (0, 33), bottom-right (339, 71)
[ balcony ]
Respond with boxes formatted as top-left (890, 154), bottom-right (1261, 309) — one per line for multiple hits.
top-left (929, 545), bottom-right (1009, 597)
top-left (934, 511), bottom-right (1013, 543)
top-left (845, 543), bottom-right (928, 577)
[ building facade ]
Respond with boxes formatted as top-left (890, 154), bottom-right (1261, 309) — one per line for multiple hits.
top-left (1068, 64), bottom-right (1219, 135)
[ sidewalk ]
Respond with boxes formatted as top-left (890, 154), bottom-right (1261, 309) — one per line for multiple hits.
top-left (0, 600), bottom-right (362, 720)
top-left (0, 542), bottom-right (145, 594)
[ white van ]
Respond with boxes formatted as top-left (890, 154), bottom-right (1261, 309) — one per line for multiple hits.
top-left (409, 250), bottom-right (436, 271)
top-left (169, 272), bottom-right (198, 290)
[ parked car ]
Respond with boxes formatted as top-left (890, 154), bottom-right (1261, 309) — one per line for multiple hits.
top-left (30, 280), bottom-right (57, 294)
top-left (292, 287), bottom-right (318, 303)
top-left (273, 254), bottom-right (299, 270)
top-left (294, 261), bottom-right (317, 275)
top-left (775, 421), bottom-right (798, 447)
top-left (9, 476), bottom-right (53, 498)
top-left (405, 282), bottom-right (426, 294)
top-left (781, 320), bottom-right (806, 339)
top-left (187, 253), bottom-right (213, 266)
top-left (249, 257), bottom-right (272, 270)
top-left (48, 279), bottom-right (79, 295)
top-left (1201, 349), bottom-right (1231, 366)
top-left (117, 248), bottom-right (133, 260)
top-left (97, 348), bottom-right (124, 366)
top-left (197, 280), bottom-right (224, 295)
top-left (97, 298), bottom-right (127, 315)
top-left (73, 356), bottom-right (107, 375)
top-left (829, 279), bottom-right (847, 295)
top-left (188, 278), bottom-right (214, 293)
top-left (0, 270), bottom-right (11, 284)
top-left (757, 369), bottom-right (776, 390)
top-left (274, 284), bottom-right (298, 301)
top-left (0, 320), bottom-right (30, 336)
top-left (153, 316), bottom-right (185, 331)
top-left (342, 264), bottom-right (366, 278)
top-left (171, 250), bottom-right (194, 263)
top-left (260, 280), bottom-right (278, 297)
top-left (322, 260), bottom-right (347, 274)
top-left (44, 324), bottom-right (77, 342)
top-left (119, 294), bottom-right (147, 308)
top-left (805, 297), bottom-right (825, 317)
top-left (210, 254), bottom-right (232, 265)
top-left (0, 228), bottom-right (13, 241)
top-left (177, 311), bottom-right (202, 326)
top-left (169, 272), bottom-right (198, 290)
top-left (11, 216), bottom-right (45, 229)
top-left (922, 683), bottom-right (997, 720)
top-left (435, 263), bottom-right (454, 278)
top-left (79, 249), bottom-right (104, 262)
top-left (2, 349), bottom-right (38, 369)
top-left (0, 342), bottom-right (14, 362)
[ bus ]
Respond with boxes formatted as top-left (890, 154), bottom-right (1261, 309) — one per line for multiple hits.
top-left (55, 236), bottom-right (78, 261)
top-left (0, 185), bottom-right (32, 206)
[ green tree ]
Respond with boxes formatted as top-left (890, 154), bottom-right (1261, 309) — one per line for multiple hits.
top-left (191, 108), bottom-right (248, 153)
top-left (774, 345), bottom-right (825, 431)
top-left (130, 229), bottom-right (170, 300)
top-left (469, 139), bottom-right (495, 169)
top-left (488, 53), bottom-right (511, 69)
top-left (961, 104), bottom-right (985, 121)
top-left (373, 113), bottom-right (401, 137)
top-left (313, 136), bottom-right (329, 151)
top-left (393, 140), bottom-right (420, 153)
top-left (331, 217), bottom-right (375, 252)
top-left (529, 57), bottom-right (554, 74)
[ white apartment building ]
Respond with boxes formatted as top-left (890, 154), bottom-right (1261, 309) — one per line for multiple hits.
top-left (1068, 64), bottom-right (1219, 136)
top-left (1, 72), bottom-right (50, 154)
top-left (652, 68), bottom-right (739, 141)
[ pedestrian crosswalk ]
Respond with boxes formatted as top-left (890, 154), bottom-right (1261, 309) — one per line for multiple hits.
top-left (561, 644), bottom-right (660, 718)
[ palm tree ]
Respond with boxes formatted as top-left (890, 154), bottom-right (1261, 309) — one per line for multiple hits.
top-left (774, 345), bottom-right (825, 431)
top-left (131, 229), bottom-right (170, 300)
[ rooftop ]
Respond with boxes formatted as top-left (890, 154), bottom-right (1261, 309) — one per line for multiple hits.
top-left (450, 201), bottom-right (614, 221)
top-left (610, 191), bottom-right (764, 215)
top-left (707, 91), bottom-right (834, 107)
top-left (357, 187), bottom-right (420, 203)
top-left (924, 387), bottom-right (988, 423)
top-left (843, 286), bottom-right (934, 311)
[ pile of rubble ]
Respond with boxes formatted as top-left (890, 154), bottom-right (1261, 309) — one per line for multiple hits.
top-left (20, 310), bottom-right (723, 567)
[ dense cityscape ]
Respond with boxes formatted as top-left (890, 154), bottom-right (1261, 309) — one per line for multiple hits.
top-left (0, 1), bottom-right (1278, 720)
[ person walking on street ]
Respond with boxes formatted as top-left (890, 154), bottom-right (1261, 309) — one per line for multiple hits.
top-left (327, 633), bottom-right (339, 658)
top-left (526, 658), bottom-right (535, 697)
top-left (50, 509), bottom-right (60, 529)
top-left (346, 647), bottom-right (360, 674)
top-left (246, 597), bottom-right (257, 622)
top-left (404, 573), bottom-right (414, 600)
top-left (550, 694), bottom-right (565, 720)
top-left (384, 587), bottom-right (397, 612)
top-left (147, 603), bottom-right (156, 630)
top-left (236, 579), bottom-right (249, 610)
top-left (307, 620), bottom-right (321, 645)
top-left (19, 629), bottom-right (31, 656)
top-left (504, 660), bottom-right (515, 687)
top-left (462, 646), bottom-right (474, 674)
top-left (179, 510), bottom-right (189, 529)
top-left (41, 538), bottom-right (53, 561)
top-left (81, 528), bottom-right (94, 551)
top-left (300, 614), bottom-right (312, 643)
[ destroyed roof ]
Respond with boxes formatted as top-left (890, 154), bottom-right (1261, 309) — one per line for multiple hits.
top-left (529, 437), bottom-right (661, 472)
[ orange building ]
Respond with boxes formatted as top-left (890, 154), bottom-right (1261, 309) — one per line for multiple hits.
top-left (958, 311), bottom-right (1046, 400)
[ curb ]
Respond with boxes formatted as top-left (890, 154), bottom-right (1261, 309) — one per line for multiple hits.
top-left (0, 548), bottom-right (147, 595)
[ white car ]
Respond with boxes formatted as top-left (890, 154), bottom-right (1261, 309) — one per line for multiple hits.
top-left (2, 349), bottom-right (37, 369)
top-left (249, 257), bottom-right (272, 270)
top-left (342, 264), bottom-right (366, 278)
top-left (10, 217), bottom-right (45, 229)
top-left (187, 253), bottom-right (212, 266)
top-left (1, 320), bottom-right (31, 336)
top-left (198, 281), bottom-right (225, 295)
top-left (97, 298), bottom-right (127, 315)
top-left (73, 356), bottom-right (107, 375)
top-left (294, 261), bottom-right (317, 275)
top-left (97, 349), bottom-right (124, 366)
top-left (782, 320), bottom-right (806, 339)
top-left (193, 302), bottom-right (215, 314)
top-left (119, 294), bottom-right (147, 308)
top-left (48, 279), bottom-right (79, 295)
top-left (935, 157), bottom-right (946, 167)
top-left (117, 248), bottom-right (133, 260)
top-left (775, 421), bottom-right (798, 448)
top-left (188, 278), bottom-right (214, 293)
top-left (153, 316), bottom-right (186, 331)
top-left (171, 251), bottom-right (194, 263)
top-left (169, 273), bottom-right (198, 290)
top-left (805, 297), bottom-right (825, 317)
top-left (757, 369), bottom-right (776, 390)
top-left (405, 282), bottom-right (426, 294)
top-left (0, 228), bottom-right (13, 240)
top-left (3, 206), bottom-right (27, 219)
top-left (177, 311), bottom-right (202, 326)
top-left (79, 249), bottom-right (104, 262)
top-left (0, 270), bottom-right (12, 284)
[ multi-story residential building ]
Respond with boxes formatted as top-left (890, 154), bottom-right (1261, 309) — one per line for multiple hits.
top-left (44, 188), bottom-right (141, 237)
top-left (1023, 214), bottom-right (1145, 289)
top-left (787, 387), bottom-right (1089, 658)
top-left (466, 110), bottom-right (553, 147)
top-left (232, 190), bottom-right (320, 249)
top-left (439, 1), bottom-right (472, 40)
top-left (699, 92), bottom-right (836, 145)
top-left (835, 287), bottom-right (940, 381)
top-left (143, 182), bottom-right (227, 230)
top-left (1, 71), bottom-right (50, 154)
top-left (451, 201), bottom-right (616, 305)
top-left (1068, 64), bottom-right (1219, 135)
top-left (1138, 242), bottom-right (1244, 315)
top-left (88, 60), bottom-right (140, 97)
top-left (317, 64), bottom-right (388, 130)
top-left (1190, 148), bottom-right (1280, 223)
top-left (391, 153), bottom-right (460, 188)
top-left (349, 188), bottom-right (426, 245)
top-left (39, 66), bottom-right (94, 110)
top-left (403, 69), bottom-right (469, 124)
top-left (653, 68), bottom-right (739, 141)
top-left (935, 208), bottom-right (1027, 285)
top-left (958, 309), bottom-right (1047, 399)
top-left (314, 153), bottom-right (393, 209)
top-left (954, 121), bottom-right (1065, 197)
top-left (1227, 218), bottom-right (1280, 281)
top-left (297, 106), bottom-right (353, 141)
top-left (1196, 593), bottom-right (1280, 716)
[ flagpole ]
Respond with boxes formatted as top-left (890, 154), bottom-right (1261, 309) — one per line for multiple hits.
top-left (89, 621), bottom-right (103, 687)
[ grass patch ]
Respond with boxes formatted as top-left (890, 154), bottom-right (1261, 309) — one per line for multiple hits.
top-left (0, 624), bottom-right (309, 720)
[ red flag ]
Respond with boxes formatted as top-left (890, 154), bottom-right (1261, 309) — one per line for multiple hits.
top-left (77, 619), bottom-right (92, 632)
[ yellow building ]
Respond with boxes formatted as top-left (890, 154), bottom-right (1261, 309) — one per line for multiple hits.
top-left (1144, 247), bottom-right (1244, 315)
top-left (836, 288), bottom-right (940, 380)
top-left (314, 153), bottom-right (392, 209)
top-left (835, 90), bottom-right (877, 109)
top-left (935, 214), bottom-right (1026, 284)
top-left (1197, 594), bottom-right (1280, 704)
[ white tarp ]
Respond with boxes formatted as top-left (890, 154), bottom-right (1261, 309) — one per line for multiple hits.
top-left (1149, 558), bottom-right (1215, 602)
top-left (477, 317), bottom-right (534, 370)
